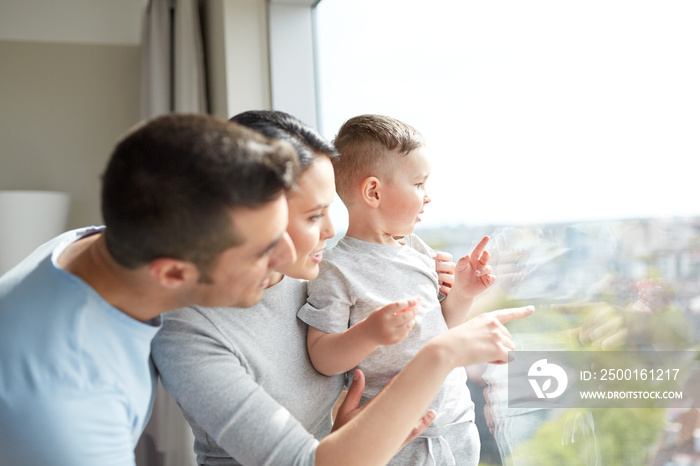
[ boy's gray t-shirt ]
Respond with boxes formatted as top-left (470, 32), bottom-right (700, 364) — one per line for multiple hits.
top-left (298, 234), bottom-right (476, 465)
top-left (152, 276), bottom-right (345, 466)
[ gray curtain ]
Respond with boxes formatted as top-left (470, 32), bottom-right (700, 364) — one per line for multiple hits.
top-left (140, 0), bottom-right (208, 120)
top-left (136, 1), bottom-right (208, 465)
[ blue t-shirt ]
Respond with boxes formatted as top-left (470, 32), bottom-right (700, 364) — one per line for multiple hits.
top-left (0, 227), bottom-right (161, 465)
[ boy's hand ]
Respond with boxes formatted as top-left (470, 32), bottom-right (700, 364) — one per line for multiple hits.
top-left (453, 236), bottom-right (496, 300)
top-left (434, 251), bottom-right (455, 296)
top-left (363, 298), bottom-right (421, 346)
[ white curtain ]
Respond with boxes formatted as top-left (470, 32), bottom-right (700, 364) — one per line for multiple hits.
top-left (136, 1), bottom-right (207, 465)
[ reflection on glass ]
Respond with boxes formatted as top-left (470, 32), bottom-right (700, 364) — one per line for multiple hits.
top-left (420, 218), bottom-right (700, 465)
top-left (314, 1), bottom-right (700, 464)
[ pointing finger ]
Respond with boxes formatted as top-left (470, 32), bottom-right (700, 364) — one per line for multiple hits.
top-left (490, 305), bottom-right (535, 324)
top-left (470, 236), bottom-right (490, 261)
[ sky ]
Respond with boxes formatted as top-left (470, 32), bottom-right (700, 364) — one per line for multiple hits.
top-left (314, 0), bottom-right (700, 231)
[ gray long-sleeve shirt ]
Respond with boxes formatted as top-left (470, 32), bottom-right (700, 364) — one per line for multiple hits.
top-left (151, 277), bottom-right (345, 466)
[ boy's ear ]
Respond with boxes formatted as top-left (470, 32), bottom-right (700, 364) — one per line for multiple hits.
top-left (147, 258), bottom-right (198, 289)
top-left (360, 176), bottom-right (381, 208)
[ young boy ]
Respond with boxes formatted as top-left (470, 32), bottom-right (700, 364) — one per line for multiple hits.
top-left (298, 114), bottom-right (496, 465)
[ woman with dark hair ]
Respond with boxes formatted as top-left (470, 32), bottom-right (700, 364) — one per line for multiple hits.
top-left (151, 110), bottom-right (532, 466)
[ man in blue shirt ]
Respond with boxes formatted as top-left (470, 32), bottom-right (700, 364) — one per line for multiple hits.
top-left (0, 114), bottom-right (298, 465)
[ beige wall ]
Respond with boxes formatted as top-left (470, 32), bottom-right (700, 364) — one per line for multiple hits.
top-left (0, 0), bottom-right (283, 233)
top-left (0, 40), bottom-right (141, 229)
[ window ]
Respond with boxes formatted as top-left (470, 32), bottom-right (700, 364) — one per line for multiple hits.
top-left (315, 0), bottom-right (699, 227)
top-left (314, 2), bottom-right (700, 464)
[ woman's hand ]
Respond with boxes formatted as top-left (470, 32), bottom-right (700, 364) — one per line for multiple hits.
top-left (433, 305), bottom-right (535, 366)
top-left (434, 250), bottom-right (456, 296)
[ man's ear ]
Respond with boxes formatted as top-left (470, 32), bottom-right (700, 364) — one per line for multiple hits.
top-left (147, 258), bottom-right (198, 289)
top-left (360, 176), bottom-right (381, 208)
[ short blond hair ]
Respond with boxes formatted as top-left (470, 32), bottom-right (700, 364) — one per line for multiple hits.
top-left (332, 114), bottom-right (425, 205)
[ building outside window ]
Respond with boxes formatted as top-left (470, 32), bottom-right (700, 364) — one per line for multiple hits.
top-left (314, 2), bottom-right (700, 464)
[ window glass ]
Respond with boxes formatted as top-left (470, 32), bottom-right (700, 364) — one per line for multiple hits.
top-left (315, 0), bottom-right (699, 227)
top-left (315, 1), bottom-right (700, 465)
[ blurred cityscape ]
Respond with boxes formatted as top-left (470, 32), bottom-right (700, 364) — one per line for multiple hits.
top-left (417, 216), bottom-right (700, 466)
top-left (419, 216), bottom-right (700, 338)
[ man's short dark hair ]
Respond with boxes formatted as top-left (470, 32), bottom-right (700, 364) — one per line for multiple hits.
top-left (101, 113), bottom-right (299, 275)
